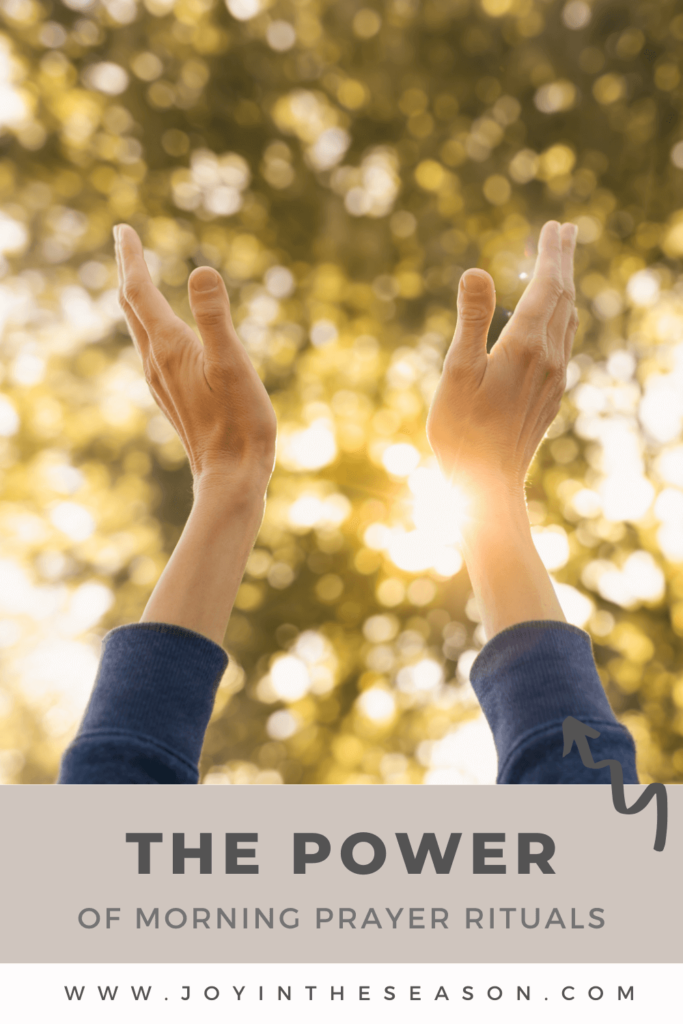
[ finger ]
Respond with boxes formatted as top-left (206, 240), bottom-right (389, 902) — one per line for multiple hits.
top-left (563, 306), bottom-right (580, 365)
top-left (547, 223), bottom-right (578, 349)
top-left (537, 218), bottom-right (563, 279)
top-left (131, 328), bottom-right (193, 457)
top-left (559, 222), bottom-right (577, 299)
top-left (116, 224), bottom-right (178, 334)
top-left (116, 248), bottom-right (149, 351)
top-left (114, 232), bottom-right (193, 453)
top-left (120, 298), bottom-right (192, 454)
top-left (119, 294), bottom-right (151, 360)
top-left (511, 220), bottom-right (563, 327)
top-left (114, 234), bottom-right (152, 363)
top-left (444, 269), bottom-right (495, 374)
top-left (148, 382), bottom-right (193, 464)
top-left (188, 266), bottom-right (241, 364)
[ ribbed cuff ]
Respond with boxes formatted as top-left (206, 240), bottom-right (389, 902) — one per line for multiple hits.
top-left (74, 622), bottom-right (228, 771)
top-left (469, 620), bottom-right (622, 778)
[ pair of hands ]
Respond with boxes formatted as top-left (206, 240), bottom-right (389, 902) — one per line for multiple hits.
top-left (114, 221), bottom-right (578, 505)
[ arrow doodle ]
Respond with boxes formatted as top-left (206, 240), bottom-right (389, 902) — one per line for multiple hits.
top-left (562, 716), bottom-right (668, 852)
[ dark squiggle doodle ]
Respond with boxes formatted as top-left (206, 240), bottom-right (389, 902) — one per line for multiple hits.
top-left (562, 716), bottom-right (668, 852)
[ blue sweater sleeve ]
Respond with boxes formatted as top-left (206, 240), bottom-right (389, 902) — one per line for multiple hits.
top-left (469, 620), bottom-right (639, 784)
top-left (58, 622), bottom-right (228, 784)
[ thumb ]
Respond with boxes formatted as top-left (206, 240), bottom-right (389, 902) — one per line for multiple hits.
top-left (188, 266), bottom-right (238, 360)
top-left (446, 269), bottom-right (496, 370)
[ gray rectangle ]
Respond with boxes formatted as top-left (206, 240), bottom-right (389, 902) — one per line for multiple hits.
top-left (0, 785), bottom-right (679, 963)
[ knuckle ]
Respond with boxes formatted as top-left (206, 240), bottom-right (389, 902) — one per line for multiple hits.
top-left (550, 360), bottom-right (566, 385)
top-left (523, 334), bottom-right (546, 359)
top-left (196, 302), bottom-right (227, 329)
top-left (546, 361), bottom-right (566, 396)
top-left (142, 360), bottom-right (157, 387)
top-left (535, 272), bottom-right (560, 301)
top-left (547, 278), bottom-right (564, 302)
top-left (445, 353), bottom-right (480, 384)
top-left (123, 278), bottom-right (143, 306)
top-left (561, 286), bottom-right (575, 305)
top-left (204, 356), bottom-right (237, 386)
top-left (152, 346), bottom-right (173, 373)
top-left (458, 303), bottom-right (491, 322)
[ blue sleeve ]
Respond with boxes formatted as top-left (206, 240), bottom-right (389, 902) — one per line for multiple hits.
top-left (58, 622), bottom-right (228, 784)
top-left (469, 620), bottom-right (639, 784)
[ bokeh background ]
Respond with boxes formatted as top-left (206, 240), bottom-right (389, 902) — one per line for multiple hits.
top-left (1, 0), bottom-right (682, 785)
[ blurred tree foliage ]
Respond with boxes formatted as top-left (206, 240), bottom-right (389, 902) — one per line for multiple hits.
top-left (0, 0), bottom-right (682, 785)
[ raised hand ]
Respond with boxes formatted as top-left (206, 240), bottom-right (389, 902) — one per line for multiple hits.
top-left (113, 224), bottom-right (278, 645)
top-left (426, 220), bottom-right (579, 498)
top-left (114, 224), bottom-right (277, 497)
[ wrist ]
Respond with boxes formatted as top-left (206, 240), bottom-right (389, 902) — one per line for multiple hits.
top-left (192, 464), bottom-right (271, 507)
top-left (455, 482), bottom-right (565, 640)
top-left (191, 479), bottom-right (268, 535)
top-left (456, 480), bottom-right (530, 549)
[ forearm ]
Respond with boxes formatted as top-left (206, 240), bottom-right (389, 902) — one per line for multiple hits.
top-left (458, 483), bottom-right (638, 784)
top-left (458, 484), bottom-right (565, 642)
top-left (59, 471), bottom-right (268, 783)
top-left (141, 469), bottom-right (269, 646)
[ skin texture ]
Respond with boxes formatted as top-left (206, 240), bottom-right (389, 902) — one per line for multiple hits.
top-left (426, 220), bottom-right (580, 641)
top-left (114, 224), bottom-right (276, 645)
